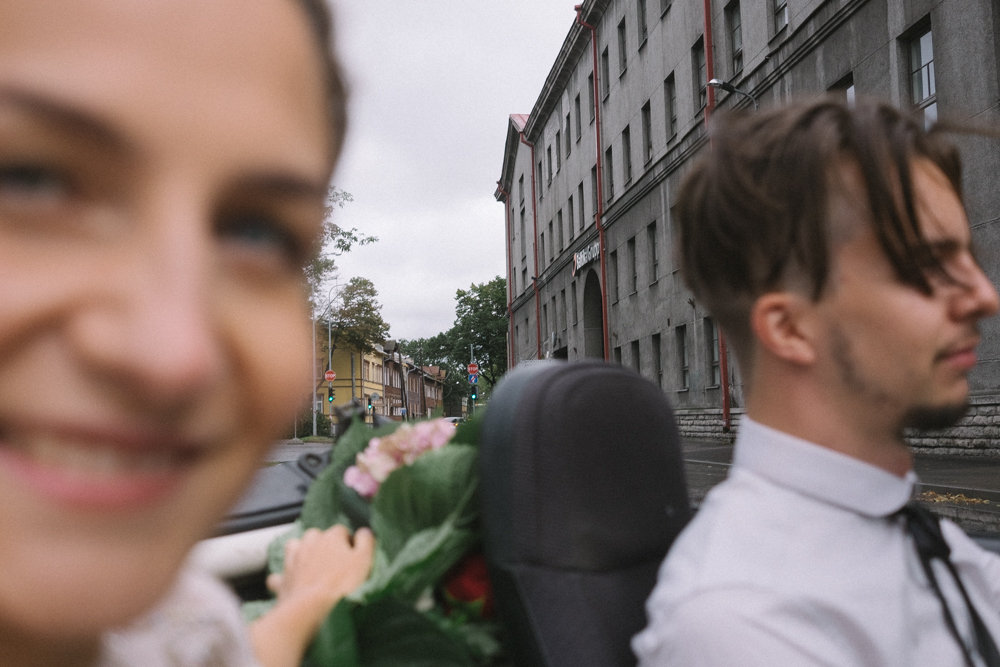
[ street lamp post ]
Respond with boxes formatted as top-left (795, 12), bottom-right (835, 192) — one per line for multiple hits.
top-left (707, 78), bottom-right (759, 110)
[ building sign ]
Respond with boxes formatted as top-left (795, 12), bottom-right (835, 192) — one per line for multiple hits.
top-left (572, 241), bottom-right (601, 276)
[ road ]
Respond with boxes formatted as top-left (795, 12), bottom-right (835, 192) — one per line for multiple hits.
top-left (681, 439), bottom-right (1000, 535)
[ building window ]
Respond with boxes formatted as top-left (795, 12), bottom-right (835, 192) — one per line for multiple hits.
top-left (617, 18), bottom-right (628, 75)
top-left (726, 1), bottom-right (743, 75)
top-left (542, 303), bottom-right (549, 344)
top-left (909, 25), bottom-right (936, 127)
top-left (547, 220), bottom-right (554, 260)
top-left (605, 146), bottom-right (615, 200)
top-left (693, 38), bottom-right (706, 111)
top-left (622, 126), bottom-right (633, 185)
top-left (518, 174), bottom-right (524, 203)
top-left (600, 48), bottom-right (611, 99)
top-left (773, 0), bottom-right (788, 34)
top-left (614, 345), bottom-right (622, 364)
top-left (537, 160), bottom-right (544, 199)
top-left (588, 73), bottom-right (596, 121)
top-left (546, 146), bottom-right (553, 184)
top-left (578, 182), bottom-right (586, 231)
top-left (641, 100), bottom-right (653, 164)
top-left (540, 232), bottom-right (546, 268)
top-left (567, 194), bottom-right (575, 237)
top-left (575, 94), bottom-right (583, 139)
top-left (560, 289), bottom-right (567, 333)
top-left (610, 250), bottom-right (619, 302)
top-left (564, 114), bottom-right (572, 157)
top-left (519, 207), bottom-right (526, 258)
top-left (676, 325), bottom-right (689, 389)
top-left (555, 131), bottom-right (562, 172)
top-left (706, 317), bottom-right (721, 386)
top-left (627, 236), bottom-right (637, 293)
top-left (652, 333), bottom-right (663, 387)
top-left (831, 72), bottom-right (855, 106)
top-left (571, 281), bottom-right (579, 324)
top-left (664, 73), bottom-right (677, 138)
top-left (557, 210), bottom-right (564, 251)
top-left (631, 340), bottom-right (641, 373)
top-left (591, 166), bottom-right (598, 218)
top-left (647, 221), bottom-right (658, 283)
top-left (638, 0), bottom-right (648, 46)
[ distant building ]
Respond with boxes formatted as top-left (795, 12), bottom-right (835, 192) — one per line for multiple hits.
top-left (496, 0), bottom-right (1000, 451)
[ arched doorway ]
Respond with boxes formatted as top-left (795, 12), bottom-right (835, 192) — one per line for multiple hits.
top-left (582, 268), bottom-right (605, 359)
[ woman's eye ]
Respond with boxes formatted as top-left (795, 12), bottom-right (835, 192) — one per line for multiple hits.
top-left (218, 212), bottom-right (307, 268)
top-left (0, 163), bottom-right (69, 204)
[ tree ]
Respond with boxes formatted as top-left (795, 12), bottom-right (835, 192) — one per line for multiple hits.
top-left (323, 276), bottom-right (391, 358)
top-left (448, 277), bottom-right (508, 388)
top-left (401, 276), bottom-right (508, 414)
top-left (305, 187), bottom-right (378, 307)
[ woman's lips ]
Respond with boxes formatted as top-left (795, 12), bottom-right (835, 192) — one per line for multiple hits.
top-left (0, 428), bottom-right (205, 511)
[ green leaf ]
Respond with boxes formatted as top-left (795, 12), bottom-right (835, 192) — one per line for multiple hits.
top-left (372, 445), bottom-right (478, 559)
top-left (300, 420), bottom-right (401, 530)
top-left (305, 599), bottom-right (361, 666)
top-left (354, 598), bottom-right (477, 666)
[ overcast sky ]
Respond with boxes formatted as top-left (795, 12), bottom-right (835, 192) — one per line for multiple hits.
top-left (328, 2), bottom-right (576, 340)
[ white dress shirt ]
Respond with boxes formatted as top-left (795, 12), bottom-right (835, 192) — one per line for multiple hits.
top-left (633, 417), bottom-right (1000, 666)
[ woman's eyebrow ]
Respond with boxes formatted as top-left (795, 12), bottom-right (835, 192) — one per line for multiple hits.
top-left (0, 84), bottom-right (135, 154)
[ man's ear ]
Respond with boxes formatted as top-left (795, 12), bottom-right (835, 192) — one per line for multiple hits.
top-left (750, 292), bottom-right (816, 365)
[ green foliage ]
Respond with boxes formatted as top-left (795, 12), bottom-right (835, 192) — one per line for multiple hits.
top-left (288, 419), bottom-right (498, 665)
top-left (305, 187), bottom-right (378, 305)
top-left (401, 276), bottom-right (508, 413)
top-left (322, 277), bottom-right (392, 357)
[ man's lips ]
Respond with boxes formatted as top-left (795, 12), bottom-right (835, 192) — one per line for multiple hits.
top-left (0, 424), bottom-right (209, 511)
top-left (938, 340), bottom-right (980, 371)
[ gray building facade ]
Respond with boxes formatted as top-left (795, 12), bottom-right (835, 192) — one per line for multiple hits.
top-left (496, 0), bottom-right (1000, 451)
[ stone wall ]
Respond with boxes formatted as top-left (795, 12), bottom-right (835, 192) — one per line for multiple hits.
top-left (676, 403), bottom-right (1000, 459)
top-left (908, 401), bottom-right (1000, 458)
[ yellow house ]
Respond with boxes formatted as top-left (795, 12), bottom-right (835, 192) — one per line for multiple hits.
top-left (316, 346), bottom-right (384, 426)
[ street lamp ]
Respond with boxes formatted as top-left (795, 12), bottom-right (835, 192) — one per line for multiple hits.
top-left (707, 78), bottom-right (759, 111)
top-left (311, 283), bottom-right (341, 437)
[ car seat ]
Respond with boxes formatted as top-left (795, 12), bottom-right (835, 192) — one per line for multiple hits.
top-left (479, 359), bottom-right (691, 666)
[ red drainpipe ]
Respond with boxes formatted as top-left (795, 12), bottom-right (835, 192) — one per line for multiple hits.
top-left (702, 0), bottom-right (731, 432)
top-left (575, 4), bottom-right (611, 361)
top-left (519, 132), bottom-right (543, 359)
top-left (496, 180), bottom-right (517, 368)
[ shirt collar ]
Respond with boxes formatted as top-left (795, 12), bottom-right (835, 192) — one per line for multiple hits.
top-left (732, 417), bottom-right (916, 518)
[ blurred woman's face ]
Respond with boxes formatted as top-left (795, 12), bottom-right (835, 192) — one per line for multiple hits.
top-left (0, 0), bottom-right (331, 657)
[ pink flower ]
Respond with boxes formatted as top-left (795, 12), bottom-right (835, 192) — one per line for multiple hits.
top-left (343, 419), bottom-right (457, 498)
top-left (343, 465), bottom-right (379, 498)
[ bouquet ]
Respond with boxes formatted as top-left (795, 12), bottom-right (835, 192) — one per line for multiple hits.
top-left (253, 416), bottom-right (501, 666)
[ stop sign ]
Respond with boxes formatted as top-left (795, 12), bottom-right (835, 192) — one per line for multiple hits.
top-left (324, 370), bottom-right (336, 381)
top-left (467, 363), bottom-right (479, 375)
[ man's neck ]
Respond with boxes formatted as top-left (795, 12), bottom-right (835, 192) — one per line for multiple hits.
top-left (747, 393), bottom-right (914, 477)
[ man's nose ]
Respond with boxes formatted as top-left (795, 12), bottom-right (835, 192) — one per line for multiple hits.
top-left (953, 258), bottom-right (1000, 321)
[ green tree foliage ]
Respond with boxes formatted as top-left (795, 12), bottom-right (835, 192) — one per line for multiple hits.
top-left (305, 187), bottom-right (378, 306)
top-left (402, 276), bottom-right (508, 413)
top-left (323, 277), bottom-right (391, 357)
top-left (450, 277), bottom-right (507, 388)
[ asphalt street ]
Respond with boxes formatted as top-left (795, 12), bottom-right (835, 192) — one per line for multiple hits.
top-left (681, 439), bottom-right (1000, 535)
top-left (265, 437), bottom-right (1000, 535)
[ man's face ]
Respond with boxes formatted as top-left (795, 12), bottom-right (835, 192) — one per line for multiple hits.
top-left (0, 0), bottom-right (331, 646)
top-left (813, 160), bottom-right (999, 436)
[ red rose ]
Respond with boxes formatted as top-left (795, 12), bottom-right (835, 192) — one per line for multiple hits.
top-left (442, 551), bottom-right (494, 618)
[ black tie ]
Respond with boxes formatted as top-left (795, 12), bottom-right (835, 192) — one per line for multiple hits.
top-left (896, 502), bottom-right (1000, 667)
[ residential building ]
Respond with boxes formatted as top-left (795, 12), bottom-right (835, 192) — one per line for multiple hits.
top-left (495, 0), bottom-right (1000, 449)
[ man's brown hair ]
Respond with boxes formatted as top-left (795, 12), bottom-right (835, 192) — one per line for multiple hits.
top-left (677, 96), bottom-right (963, 360)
